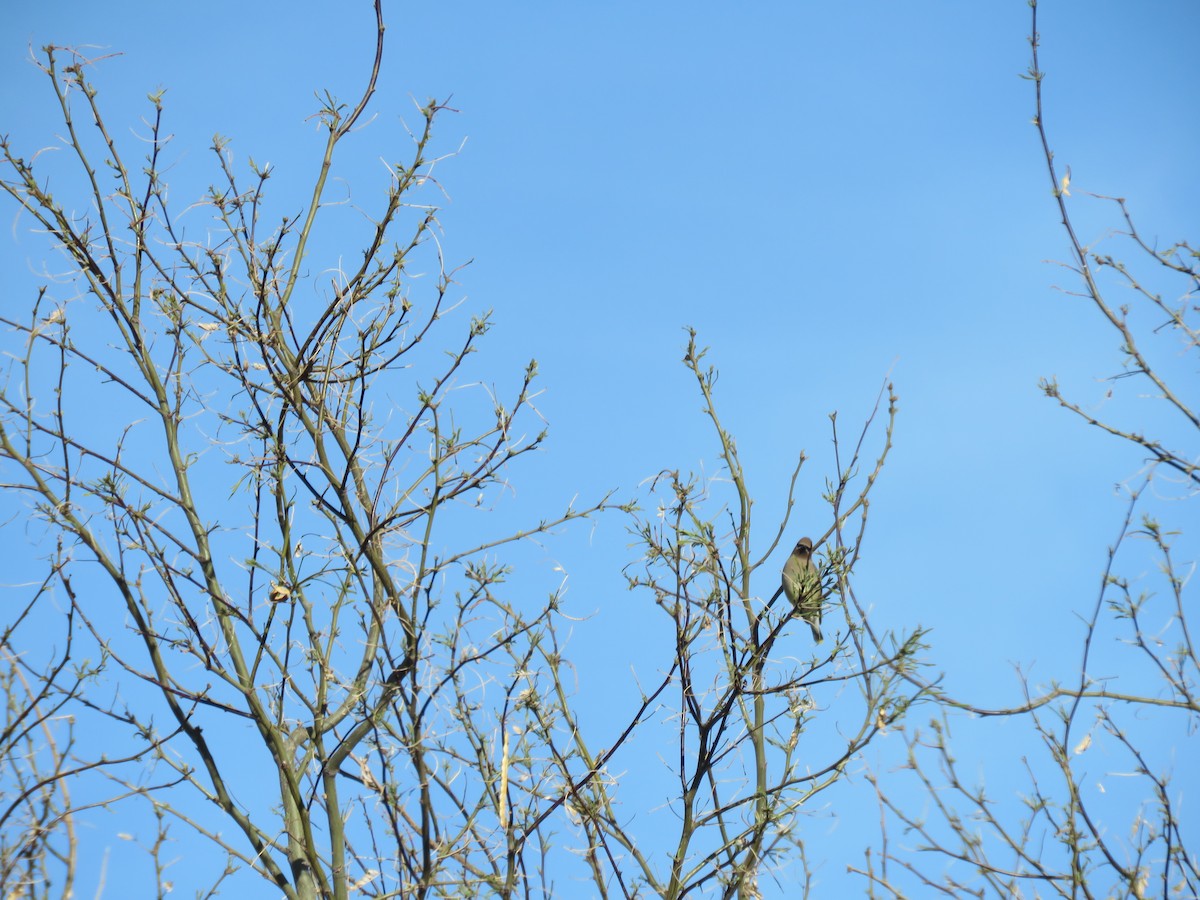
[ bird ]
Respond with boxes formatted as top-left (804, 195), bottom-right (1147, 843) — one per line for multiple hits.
top-left (782, 537), bottom-right (824, 642)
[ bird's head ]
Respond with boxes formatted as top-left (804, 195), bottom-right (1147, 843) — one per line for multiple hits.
top-left (795, 537), bottom-right (814, 555)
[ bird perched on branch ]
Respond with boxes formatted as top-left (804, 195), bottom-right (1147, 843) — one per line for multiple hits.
top-left (782, 537), bottom-right (824, 642)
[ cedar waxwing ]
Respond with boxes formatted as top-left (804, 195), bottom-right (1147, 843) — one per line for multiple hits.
top-left (782, 537), bottom-right (823, 642)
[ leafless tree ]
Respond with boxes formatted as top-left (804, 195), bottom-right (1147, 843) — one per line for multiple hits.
top-left (0, 4), bottom-right (916, 898)
top-left (524, 333), bottom-right (920, 897)
top-left (856, 3), bottom-right (1198, 897)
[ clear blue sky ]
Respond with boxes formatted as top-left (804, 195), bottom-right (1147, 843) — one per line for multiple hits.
top-left (3, 2), bottom-right (1196, 895)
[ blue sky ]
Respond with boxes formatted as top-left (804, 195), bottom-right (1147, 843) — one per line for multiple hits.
top-left (3, 2), bottom-right (1197, 895)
